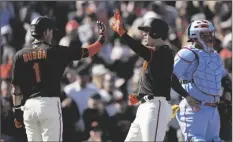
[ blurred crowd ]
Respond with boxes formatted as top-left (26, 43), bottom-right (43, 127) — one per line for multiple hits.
top-left (1, 1), bottom-right (232, 142)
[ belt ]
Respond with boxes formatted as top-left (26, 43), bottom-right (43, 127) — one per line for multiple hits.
top-left (203, 102), bottom-right (219, 107)
top-left (181, 79), bottom-right (194, 84)
top-left (195, 99), bottom-right (219, 107)
top-left (140, 95), bottom-right (154, 104)
top-left (181, 80), bottom-right (219, 97)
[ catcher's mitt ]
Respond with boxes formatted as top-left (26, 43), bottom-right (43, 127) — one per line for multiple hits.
top-left (218, 93), bottom-right (232, 141)
top-left (218, 97), bottom-right (232, 124)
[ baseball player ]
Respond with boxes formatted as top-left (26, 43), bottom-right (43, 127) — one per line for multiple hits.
top-left (173, 19), bottom-right (232, 141)
top-left (11, 16), bottom-right (106, 142)
top-left (111, 12), bottom-right (198, 142)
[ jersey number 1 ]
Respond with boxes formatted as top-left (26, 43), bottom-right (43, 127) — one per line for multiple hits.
top-left (33, 63), bottom-right (41, 83)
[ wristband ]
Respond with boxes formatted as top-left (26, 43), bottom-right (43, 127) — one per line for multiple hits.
top-left (119, 28), bottom-right (126, 37)
top-left (12, 92), bottom-right (21, 96)
top-left (97, 35), bottom-right (105, 45)
top-left (14, 105), bottom-right (22, 109)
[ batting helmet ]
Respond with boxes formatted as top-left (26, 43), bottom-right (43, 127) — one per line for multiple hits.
top-left (30, 16), bottom-right (58, 38)
top-left (138, 18), bottom-right (169, 40)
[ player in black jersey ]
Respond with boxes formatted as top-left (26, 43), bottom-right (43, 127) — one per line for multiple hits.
top-left (11, 16), bottom-right (106, 141)
top-left (111, 12), bottom-right (199, 142)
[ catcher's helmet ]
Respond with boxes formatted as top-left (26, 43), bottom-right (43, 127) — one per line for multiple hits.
top-left (138, 18), bottom-right (169, 40)
top-left (187, 19), bottom-right (215, 42)
top-left (30, 16), bottom-right (58, 38)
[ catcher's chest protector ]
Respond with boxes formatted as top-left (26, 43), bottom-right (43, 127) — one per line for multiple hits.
top-left (191, 48), bottom-right (224, 95)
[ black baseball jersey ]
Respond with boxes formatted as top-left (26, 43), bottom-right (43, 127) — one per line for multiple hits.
top-left (11, 42), bottom-right (88, 100)
top-left (121, 34), bottom-right (174, 101)
top-left (137, 46), bottom-right (174, 101)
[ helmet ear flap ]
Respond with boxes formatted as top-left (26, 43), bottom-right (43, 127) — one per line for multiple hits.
top-left (187, 23), bottom-right (193, 42)
top-left (31, 17), bottom-right (43, 38)
top-left (149, 32), bottom-right (157, 39)
top-left (187, 23), bottom-right (192, 37)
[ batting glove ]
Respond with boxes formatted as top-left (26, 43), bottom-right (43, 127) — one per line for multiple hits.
top-left (96, 21), bottom-right (106, 45)
top-left (129, 93), bottom-right (140, 105)
top-left (111, 12), bottom-right (126, 36)
top-left (13, 105), bottom-right (23, 128)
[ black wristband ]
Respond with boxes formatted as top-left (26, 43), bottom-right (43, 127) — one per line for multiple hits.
top-left (183, 93), bottom-right (189, 98)
top-left (136, 93), bottom-right (144, 100)
top-left (97, 35), bottom-right (105, 45)
top-left (12, 92), bottom-right (21, 96)
top-left (14, 105), bottom-right (22, 109)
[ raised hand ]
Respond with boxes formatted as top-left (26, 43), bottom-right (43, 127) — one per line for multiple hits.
top-left (111, 12), bottom-right (126, 36)
top-left (96, 21), bottom-right (106, 36)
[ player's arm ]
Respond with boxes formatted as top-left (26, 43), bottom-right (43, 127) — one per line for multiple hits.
top-left (120, 34), bottom-right (152, 62)
top-left (172, 48), bottom-right (201, 109)
top-left (12, 85), bottom-right (22, 106)
top-left (61, 21), bottom-right (106, 61)
top-left (111, 12), bottom-right (151, 61)
top-left (11, 53), bottom-right (23, 128)
top-left (86, 34), bottom-right (105, 57)
top-left (11, 84), bottom-right (24, 128)
top-left (81, 21), bottom-right (106, 58)
top-left (171, 73), bottom-right (189, 98)
top-left (11, 53), bottom-right (22, 101)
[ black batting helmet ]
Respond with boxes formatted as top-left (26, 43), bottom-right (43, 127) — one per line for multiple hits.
top-left (30, 16), bottom-right (58, 39)
top-left (138, 18), bottom-right (169, 40)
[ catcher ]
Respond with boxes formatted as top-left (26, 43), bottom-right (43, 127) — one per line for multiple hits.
top-left (173, 19), bottom-right (232, 142)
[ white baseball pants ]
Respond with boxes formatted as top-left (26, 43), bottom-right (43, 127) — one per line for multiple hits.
top-left (125, 97), bottom-right (172, 142)
top-left (22, 97), bottom-right (63, 142)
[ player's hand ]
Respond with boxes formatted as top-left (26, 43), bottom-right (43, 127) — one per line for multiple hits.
top-left (14, 119), bottom-right (23, 128)
top-left (111, 12), bottom-right (126, 36)
top-left (129, 93), bottom-right (139, 105)
top-left (13, 106), bottom-right (24, 128)
top-left (185, 96), bottom-right (201, 112)
top-left (96, 21), bottom-right (106, 44)
top-left (96, 21), bottom-right (106, 36)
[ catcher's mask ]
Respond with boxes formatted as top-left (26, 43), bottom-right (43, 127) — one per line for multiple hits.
top-left (187, 20), bottom-right (216, 53)
top-left (138, 18), bottom-right (169, 40)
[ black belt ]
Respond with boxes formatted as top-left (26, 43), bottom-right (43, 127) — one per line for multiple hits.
top-left (204, 102), bottom-right (219, 107)
top-left (140, 95), bottom-right (154, 104)
top-left (187, 98), bottom-right (219, 107)
top-left (181, 79), bottom-right (194, 84)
